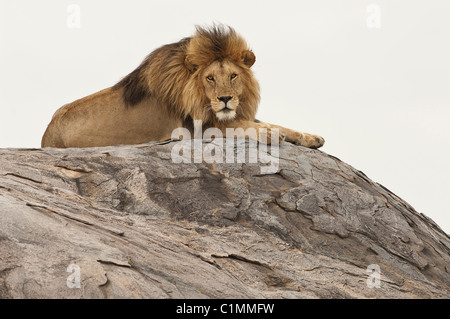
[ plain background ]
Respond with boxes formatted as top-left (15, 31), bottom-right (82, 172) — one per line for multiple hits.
top-left (0, 0), bottom-right (449, 233)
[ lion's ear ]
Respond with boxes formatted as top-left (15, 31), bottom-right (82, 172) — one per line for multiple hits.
top-left (242, 50), bottom-right (256, 68)
top-left (184, 55), bottom-right (198, 72)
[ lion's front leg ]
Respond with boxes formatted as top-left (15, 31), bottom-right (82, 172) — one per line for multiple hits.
top-left (262, 123), bottom-right (325, 149)
top-left (217, 120), bottom-right (283, 145)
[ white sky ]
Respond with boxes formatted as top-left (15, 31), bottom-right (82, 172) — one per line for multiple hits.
top-left (1, 0), bottom-right (449, 233)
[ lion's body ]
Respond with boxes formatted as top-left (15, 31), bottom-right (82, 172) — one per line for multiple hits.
top-left (41, 87), bottom-right (182, 148)
top-left (42, 25), bottom-right (324, 149)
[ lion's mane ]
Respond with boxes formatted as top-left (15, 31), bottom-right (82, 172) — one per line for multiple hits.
top-left (113, 25), bottom-right (260, 125)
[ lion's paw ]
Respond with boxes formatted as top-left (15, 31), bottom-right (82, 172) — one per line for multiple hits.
top-left (308, 134), bottom-right (325, 149)
top-left (292, 132), bottom-right (325, 149)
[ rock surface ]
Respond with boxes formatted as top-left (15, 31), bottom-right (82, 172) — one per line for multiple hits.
top-left (0, 139), bottom-right (449, 298)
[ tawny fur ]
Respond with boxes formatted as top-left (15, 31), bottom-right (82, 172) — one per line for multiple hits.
top-left (41, 25), bottom-right (324, 149)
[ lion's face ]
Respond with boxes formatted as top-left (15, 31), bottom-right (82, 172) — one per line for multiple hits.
top-left (201, 60), bottom-right (246, 122)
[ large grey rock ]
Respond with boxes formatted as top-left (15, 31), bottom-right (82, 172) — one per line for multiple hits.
top-left (0, 139), bottom-right (449, 298)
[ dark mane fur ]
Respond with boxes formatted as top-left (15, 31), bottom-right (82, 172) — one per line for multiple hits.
top-left (113, 60), bottom-right (150, 106)
top-left (113, 39), bottom-right (190, 107)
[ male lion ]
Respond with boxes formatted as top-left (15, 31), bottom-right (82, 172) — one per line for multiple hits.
top-left (41, 25), bottom-right (324, 149)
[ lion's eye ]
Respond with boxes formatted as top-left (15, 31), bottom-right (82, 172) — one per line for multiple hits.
top-left (206, 75), bottom-right (215, 82)
top-left (230, 73), bottom-right (238, 80)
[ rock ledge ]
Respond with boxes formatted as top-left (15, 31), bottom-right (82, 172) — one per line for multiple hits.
top-left (0, 140), bottom-right (449, 298)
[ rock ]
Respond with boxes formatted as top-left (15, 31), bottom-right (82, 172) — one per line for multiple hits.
top-left (0, 139), bottom-right (449, 298)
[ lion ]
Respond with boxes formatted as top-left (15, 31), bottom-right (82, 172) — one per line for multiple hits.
top-left (41, 25), bottom-right (324, 149)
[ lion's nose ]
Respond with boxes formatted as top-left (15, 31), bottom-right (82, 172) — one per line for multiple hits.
top-left (218, 96), bottom-right (233, 105)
